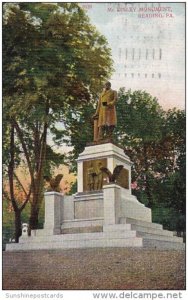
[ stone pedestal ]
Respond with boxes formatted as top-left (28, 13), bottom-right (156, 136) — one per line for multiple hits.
top-left (43, 192), bottom-right (63, 235)
top-left (103, 184), bottom-right (121, 225)
top-left (77, 143), bottom-right (132, 193)
top-left (74, 142), bottom-right (151, 223)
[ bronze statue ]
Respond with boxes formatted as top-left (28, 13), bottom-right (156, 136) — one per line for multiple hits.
top-left (83, 158), bottom-right (107, 192)
top-left (93, 81), bottom-right (117, 141)
top-left (100, 165), bottom-right (123, 183)
top-left (44, 174), bottom-right (63, 192)
top-left (87, 162), bottom-right (97, 191)
top-left (95, 161), bottom-right (104, 190)
top-left (86, 160), bottom-right (107, 191)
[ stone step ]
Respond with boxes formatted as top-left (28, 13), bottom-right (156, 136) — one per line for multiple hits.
top-left (120, 217), bottom-right (163, 230)
top-left (59, 231), bottom-right (137, 240)
top-left (62, 226), bottom-right (103, 234)
top-left (61, 224), bottom-right (174, 238)
top-left (103, 224), bottom-right (131, 232)
top-left (143, 238), bottom-right (185, 250)
top-left (33, 225), bottom-right (103, 237)
top-left (130, 224), bottom-right (173, 237)
top-left (74, 191), bottom-right (103, 200)
top-left (137, 231), bottom-right (183, 243)
top-left (61, 218), bottom-right (104, 229)
top-left (6, 237), bottom-right (143, 251)
top-left (31, 229), bottom-right (59, 237)
top-left (23, 228), bottom-right (184, 246)
top-left (6, 234), bottom-right (185, 251)
top-left (103, 223), bottom-right (173, 239)
top-left (103, 224), bottom-right (182, 243)
top-left (21, 230), bottom-right (138, 244)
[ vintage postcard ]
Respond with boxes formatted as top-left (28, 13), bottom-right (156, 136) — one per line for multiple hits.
top-left (1, 0), bottom-right (186, 298)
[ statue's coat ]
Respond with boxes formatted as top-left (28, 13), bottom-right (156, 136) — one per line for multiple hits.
top-left (96, 89), bottom-right (117, 127)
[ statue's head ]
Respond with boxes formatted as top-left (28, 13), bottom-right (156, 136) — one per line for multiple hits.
top-left (104, 81), bottom-right (111, 90)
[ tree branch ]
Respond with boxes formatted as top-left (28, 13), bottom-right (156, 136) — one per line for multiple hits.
top-left (20, 186), bottom-right (32, 211)
top-left (8, 122), bottom-right (18, 212)
top-left (37, 100), bottom-right (49, 183)
top-left (33, 124), bottom-right (40, 171)
top-left (13, 172), bottom-right (28, 197)
top-left (13, 119), bottom-right (36, 192)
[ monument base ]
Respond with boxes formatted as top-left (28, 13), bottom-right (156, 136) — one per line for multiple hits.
top-left (6, 222), bottom-right (185, 251)
top-left (6, 186), bottom-right (184, 251)
top-left (6, 143), bottom-right (185, 251)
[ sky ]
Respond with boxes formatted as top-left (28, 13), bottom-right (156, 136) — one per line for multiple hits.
top-left (80, 2), bottom-right (185, 110)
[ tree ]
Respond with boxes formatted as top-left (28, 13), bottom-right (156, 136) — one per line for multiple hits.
top-left (114, 88), bottom-right (166, 208)
top-left (113, 88), bottom-right (185, 234)
top-left (3, 2), bottom-right (113, 235)
top-left (152, 109), bottom-right (186, 235)
top-left (3, 122), bottom-right (31, 242)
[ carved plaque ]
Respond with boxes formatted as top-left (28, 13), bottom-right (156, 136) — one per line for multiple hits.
top-left (83, 158), bottom-right (107, 192)
top-left (83, 159), bottom-right (129, 191)
top-left (74, 199), bottom-right (103, 219)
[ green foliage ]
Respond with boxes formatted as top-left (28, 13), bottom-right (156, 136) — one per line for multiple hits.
top-left (3, 2), bottom-right (113, 232)
top-left (115, 88), bottom-right (164, 145)
top-left (152, 205), bottom-right (184, 233)
top-left (2, 197), bottom-right (31, 249)
top-left (2, 200), bottom-right (14, 249)
top-left (67, 180), bottom-right (77, 195)
top-left (63, 103), bottom-right (95, 172)
top-left (44, 145), bottom-right (66, 176)
top-left (114, 89), bottom-right (185, 232)
top-left (37, 198), bottom-right (45, 229)
top-left (3, 1), bottom-right (113, 165)
top-left (3, 2), bottom-right (113, 107)
top-left (3, 197), bottom-right (45, 248)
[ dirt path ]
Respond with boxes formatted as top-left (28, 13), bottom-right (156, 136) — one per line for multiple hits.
top-left (3, 248), bottom-right (185, 290)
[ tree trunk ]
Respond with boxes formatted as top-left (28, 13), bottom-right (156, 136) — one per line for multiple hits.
top-left (28, 157), bottom-right (45, 230)
top-left (29, 178), bottom-right (44, 230)
top-left (143, 144), bottom-right (153, 208)
top-left (15, 210), bottom-right (22, 243)
top-left (145, 176), bottom-right (153, 208)
top-left (8, 121), bottom-right (31, 242)
top-left (29, 100), bottom-right (49, 230)
top-left (29, 205), bottom-right (40, 231)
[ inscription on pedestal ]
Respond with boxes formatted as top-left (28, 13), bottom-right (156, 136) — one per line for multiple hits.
top-left (74, 199), bottom-right (104, 219)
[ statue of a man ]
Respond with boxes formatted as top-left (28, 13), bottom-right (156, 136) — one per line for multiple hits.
top-left (93, 82), bottom-right (117, 141)
top-left (87, 162), bottom-right (97, 191)
top-left (95, 161), bottom-right (104, 190)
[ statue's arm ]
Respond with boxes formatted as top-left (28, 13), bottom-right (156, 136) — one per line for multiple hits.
top-left (108, 91), bottom-right (117, 107)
